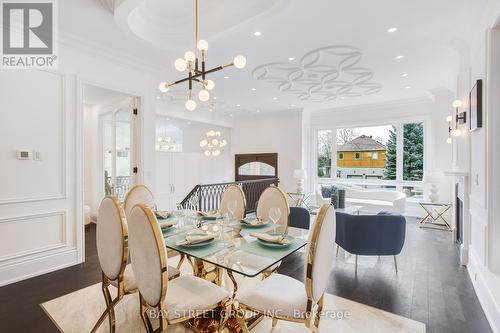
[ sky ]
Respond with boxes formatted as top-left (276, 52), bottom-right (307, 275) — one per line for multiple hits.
top-left (340, 125), bottom-right (393, 144)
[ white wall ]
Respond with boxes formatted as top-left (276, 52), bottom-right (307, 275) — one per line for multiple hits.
top-left (231, 110), bottom-right (303, 193)
top-left (454, 15), bottom-right (500, 332)
top-left (0, 41), bottom-right (159, 286)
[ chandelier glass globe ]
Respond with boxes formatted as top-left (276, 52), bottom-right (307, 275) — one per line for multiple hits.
top-left (198, 89), bottom-right (210, 102)
top-left (204, 80), bottom-right (215, 90)
top-left (158, 82), bottom-right (169, 92)
top-left (197, 40), bottom-right (209, 51)
top-left (200, 129), bottom-right (227, 157)
top-left (204, 150), bottom-right (211, 157)
top-left (174, 58), bottom-right (187, 72)
top-left (233, 55), bottom-right (247, 69)
top-left (184, 51), bottom-right (196, 62)
top-left (185, 99), bottom-right (197, 111)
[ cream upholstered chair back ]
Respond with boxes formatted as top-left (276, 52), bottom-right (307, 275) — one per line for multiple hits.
top-left (219, 184), bottom-right (246, 219)
top-left (123, 185), bottom-right (155, 218)
top-left (128, 204), bottom-right (167, 307)
top-left (96, 196), bottom-right (128, 281)
top-left (256, 186), bottom-right (290, 232)
top-left (305, 204), bottom-right (336, 303)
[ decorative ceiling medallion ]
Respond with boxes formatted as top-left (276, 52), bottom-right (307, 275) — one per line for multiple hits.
top-left (252, 45), bottom-right (382, 102)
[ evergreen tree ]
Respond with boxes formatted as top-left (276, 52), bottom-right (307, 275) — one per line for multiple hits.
top-left (403, 123), bottom-right (424, 181)
top-left (383, 123), bottom-right (424, 181)
top-left (383, 126), bottom-right (397, 180)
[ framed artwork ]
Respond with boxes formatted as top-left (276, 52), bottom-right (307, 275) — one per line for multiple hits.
top-left (469, 79), bottom-right (482, 131)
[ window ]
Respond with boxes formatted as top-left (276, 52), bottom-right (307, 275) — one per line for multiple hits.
top-left (335, 125), bottom-right (394, 180)
top-left (317, 130), bottom-right (333, 178)
top-left (403, 122), bottom-right (424, 181)
top-left (315, 121), bottom-right (425, 187)
top-left (238, 162), bottom-right (275, 176)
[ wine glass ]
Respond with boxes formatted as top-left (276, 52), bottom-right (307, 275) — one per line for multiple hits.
top-left (269, 207), bottom-right (282, 226)
top-left (227, 200), bottom-right (237, 220)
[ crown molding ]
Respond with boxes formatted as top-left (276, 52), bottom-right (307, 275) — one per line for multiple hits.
top-left (308, 95), bottom-right (434, 116)
top-left (59, 31), bottom-right (165, 74)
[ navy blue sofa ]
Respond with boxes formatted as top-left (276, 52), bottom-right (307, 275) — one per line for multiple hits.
top-left (335, 211), bottom-right (406, 273)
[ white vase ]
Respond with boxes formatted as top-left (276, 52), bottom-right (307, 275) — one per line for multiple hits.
top-left (429, 184), bottom-right (439, 203)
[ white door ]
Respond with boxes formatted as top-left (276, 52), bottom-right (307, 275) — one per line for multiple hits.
top-left (102, 107), bottom-right (136, 201)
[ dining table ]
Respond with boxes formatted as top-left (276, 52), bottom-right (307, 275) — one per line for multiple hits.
top-left (156, 211), bottom-right (309, 332)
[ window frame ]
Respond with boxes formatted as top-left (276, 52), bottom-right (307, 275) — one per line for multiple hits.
top-left (354, 152), bottom-right (361, 160)
top-left (338, 152), bottom-right (344, 160)
top-left (312, 118), bottom-right (429, 193)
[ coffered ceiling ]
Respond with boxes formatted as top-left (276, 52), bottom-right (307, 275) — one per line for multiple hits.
top-left (61, 0), bottom-right (497, 117)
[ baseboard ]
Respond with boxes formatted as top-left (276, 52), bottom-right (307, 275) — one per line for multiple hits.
top-left (0, 247), bottom-right (80, 287)
top-left (467, 249), bottom-right (500, 333)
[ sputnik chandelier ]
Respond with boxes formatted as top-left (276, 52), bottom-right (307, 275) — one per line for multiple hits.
top-left (200, 130), bottom-right (227, 157)
top-left (158, 0), bottom-right (247, 111)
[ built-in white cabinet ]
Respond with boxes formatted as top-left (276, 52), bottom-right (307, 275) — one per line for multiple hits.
top-left (155, 151), bottom-right (232, 210)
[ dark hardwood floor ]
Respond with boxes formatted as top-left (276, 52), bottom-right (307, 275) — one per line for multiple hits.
top-left (0, 219), bottom-right (492, 333)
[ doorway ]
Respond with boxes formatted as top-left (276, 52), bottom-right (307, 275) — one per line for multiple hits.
top-left (82, 84), bottom-right (139, 225)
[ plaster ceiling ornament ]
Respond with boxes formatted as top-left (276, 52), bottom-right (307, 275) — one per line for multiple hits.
top-left (252, 45), bottom-right (382, 102)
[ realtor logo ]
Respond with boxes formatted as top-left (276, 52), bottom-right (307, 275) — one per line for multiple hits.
top-left (1, 0), bottom-right (58, 68)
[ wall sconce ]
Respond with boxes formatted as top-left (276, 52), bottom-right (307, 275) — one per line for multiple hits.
top-left (447, 99), bottom-right (466, 143)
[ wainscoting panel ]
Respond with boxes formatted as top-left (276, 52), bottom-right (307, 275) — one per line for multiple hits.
top-left (0, 211), bottom-right (67, 263)
top-left (0, 70), bottom-right (66, 204)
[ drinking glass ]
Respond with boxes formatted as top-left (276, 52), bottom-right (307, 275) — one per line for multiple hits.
top-left (269, 207), bottom-right (282, 226)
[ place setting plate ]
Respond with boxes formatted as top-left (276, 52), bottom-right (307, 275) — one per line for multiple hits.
top-left (255, 233), bottom-right (296, 248)
top-left (238, 218), bottom-right (269, 228)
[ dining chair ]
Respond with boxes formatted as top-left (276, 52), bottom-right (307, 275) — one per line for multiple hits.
top-left (127, 204), bottom-right (231, 333)
top-left (256, 186), bottom-right (290, 234)
top-left (236, 204), bottom-right (336, 333)
top-left (90, 196), bottom-right (138, 333)
top-left (123, 184), bottom-right (156, 219)
top-left (219, 184), bottom-right (247, 219)
top-left (123, 184), bottom-right (181, 280)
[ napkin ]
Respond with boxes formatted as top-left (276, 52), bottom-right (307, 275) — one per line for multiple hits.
top-left (240, 218), bottom-right (264, 226)
top-left (176, 234), bottom-right (214, 246)
top-left (251, 232), bottom-right (291, 245)
top-left (197, 211), bottom-right (222, 219)
top-left (155, 211), bottom-right (171, 220)
top-left (159, 220), bottom-right (177, 229)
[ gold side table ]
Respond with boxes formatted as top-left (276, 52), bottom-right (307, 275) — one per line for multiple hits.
top-left (419, 202), bottom-right (452, 231)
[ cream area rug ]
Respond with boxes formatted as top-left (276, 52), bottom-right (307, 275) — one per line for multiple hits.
top-left (41, 257), bottom-right (425, 333)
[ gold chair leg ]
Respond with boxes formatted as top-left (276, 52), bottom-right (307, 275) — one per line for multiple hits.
top-left (272, 317), bottom-right (278, 328)
top-left (236, 309), bottom-right (251, 333)
top-left (90, 284), bottom-right (119, 333)
top-left (218, 300), bottom-right (232, 333)
top-left (139, 295), bottom-right (154, 333)
top-left (313, 295), bottom-right (324, 332)
top-left (394, 255), bottom-right (398, 274)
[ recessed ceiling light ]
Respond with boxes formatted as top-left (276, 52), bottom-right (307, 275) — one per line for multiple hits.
top-left (273, 97), bottom-right (278, 100)
top-left (290, 104), bottom-right (295, 107)
top-left (229, 114), bottom-right (233, 117)
top-left (256, 110), bottom-right (260, 113)
top-left (340, 96), bottom-right (345, 100)
top-left (209, 108), bottom-right (213, 112)
top-left (213, 97), bottom-right (217, 100)
top-left (395, 55), bottom-right (404, 60)
top-left (288, 57), bottom-right (295, 61)
top-left (387, 27), bottom-right (398, 33)
top-left (236, 104), bottom-right (241, 107)
top-left (254, 31), bottom-right (262, 37)
top-left (223, 76), bottom-right (229, 79)
top-left (405, 86), bottom-right (411, 89)
top-left (401, 73), bottom-right (409, 77)
top-left (155, 96), bottom-right (161, 100)
top-left (251, 88), bottom-right (256, 91)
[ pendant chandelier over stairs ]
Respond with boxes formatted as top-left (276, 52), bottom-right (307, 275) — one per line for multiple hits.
top-left (158, 0), bottom-right (247, 111)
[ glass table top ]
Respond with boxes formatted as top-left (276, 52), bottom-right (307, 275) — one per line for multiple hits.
top-left (159, 215), bottom-right (308, 278)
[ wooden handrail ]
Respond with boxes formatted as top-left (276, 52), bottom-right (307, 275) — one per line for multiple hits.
top-left (180, 178), bottom-right (279, 214)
